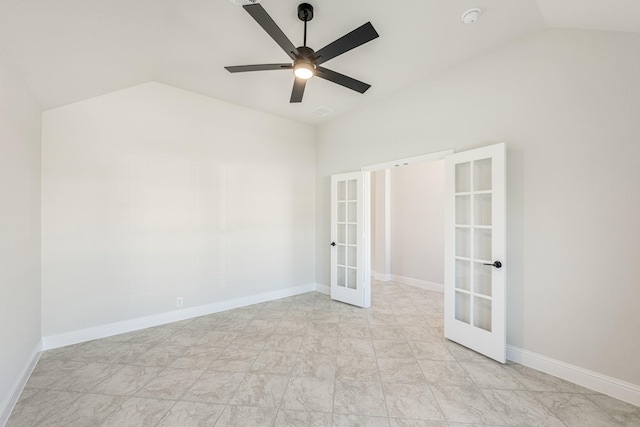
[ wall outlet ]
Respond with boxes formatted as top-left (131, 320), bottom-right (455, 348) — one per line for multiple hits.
top-left (176, 297), bottom-right (183, 308)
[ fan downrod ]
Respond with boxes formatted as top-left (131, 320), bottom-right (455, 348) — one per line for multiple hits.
top-left (297, 3), bottom-right (314, 22)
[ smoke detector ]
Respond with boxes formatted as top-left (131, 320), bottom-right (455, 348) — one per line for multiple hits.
top-left (229, 0), bottom-right (260, 6)
top-left (461, 8), bottom-right (482, 24)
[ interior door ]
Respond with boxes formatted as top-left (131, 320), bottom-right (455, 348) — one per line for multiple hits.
top-left (444, 143), bottom-right (506, 363)
top-left (330, 172), bottom-right (371, 308)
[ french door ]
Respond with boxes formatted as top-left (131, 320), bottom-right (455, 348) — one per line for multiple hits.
top-left (330, 172), bottom-right (371, 308)
top-left (444, 143), bottom-right (506, 363)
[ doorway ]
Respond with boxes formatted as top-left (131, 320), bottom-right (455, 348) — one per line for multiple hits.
top-left (368, 158), bottom-right (447, 295)
top-left (330, 144), bottom-right (507, 363)
top-left (363, 150), bottom-right (452, 287)
top-left (363, 151), bottom-right (451, 337)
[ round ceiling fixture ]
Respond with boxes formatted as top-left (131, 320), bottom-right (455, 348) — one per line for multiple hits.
top-left (461, 8), bottom-right (482, 24)
top-left (294, 61), bottom-right (315, 80)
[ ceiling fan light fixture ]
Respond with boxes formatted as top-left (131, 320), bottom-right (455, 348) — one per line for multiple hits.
top-left (293, 61), bottom-right (315, 80)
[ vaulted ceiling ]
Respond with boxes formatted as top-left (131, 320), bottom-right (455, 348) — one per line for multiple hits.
top-left (0, 0), bottom-right (638, 125)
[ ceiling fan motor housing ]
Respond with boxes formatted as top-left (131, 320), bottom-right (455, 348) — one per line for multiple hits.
top-left (298, 3), bottom-right (314, 22)
top-left (297, 46), bottom-right (314, 58)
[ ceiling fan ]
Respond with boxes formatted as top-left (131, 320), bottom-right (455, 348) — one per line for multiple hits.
top-left (225, 2), bottom-right (379, 103)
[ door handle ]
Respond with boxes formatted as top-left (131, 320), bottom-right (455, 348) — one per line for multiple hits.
top-left (483, 261), bottom-right (502, 268)
top-left (330, 242), bottom-right (336, 247)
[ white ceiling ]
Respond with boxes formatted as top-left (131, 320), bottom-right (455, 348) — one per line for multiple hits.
top-left (537, 0), bottom-right (640, 34)
top-left (0, 0), bottom-right (637, 125)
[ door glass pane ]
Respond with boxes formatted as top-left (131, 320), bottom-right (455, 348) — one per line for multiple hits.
top-left (456, 162), bottom-right (471, 193)
top-left (337, 267), bottom-right (346, 287)
top-left (473, 228), bottom-right (492, 261)
top-left (473, 158), bottom-right (492, 191)
top-left (455, 228), bottom-right (471, 258)
top-left (455, 259), bottom-right (470, 291)
top-left (337, 224), bottom-right (346, 244)
top-left (474, 194), bottom-right (492, 226)
top-left (337, 181), bottom-right (346, 201)
top-left (337, 202), bottom-right (346, 222)
top-left (474, 297), bottom-right (492, 332)
top-left (347, 267), bottom-right (357, 289)
top-left (337, 245), bottom-right (346, 266)
top-left (348, 225), bottom-right (357, 245)
top-left (347, 246), bottom-right (357, 267)
top-left (474, 262), bottom-right (492, 297)
top-left (455, 291), bottom-right (470, 324)
top-left (347, 202), bottom-right (357, 222)
top-left (347, 179), bottom-right (357, 200)
top-left (455, 195), bottom-right (470, 225)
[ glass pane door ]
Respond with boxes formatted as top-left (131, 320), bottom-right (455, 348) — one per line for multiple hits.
top-left (331, 172), bottom-right (371, 308)
top-left (444, 143), bottom-right (506, 363)
top-left (454, 159), bottom-right (493, 332)
top-left (335, 179), bottom-right (359, 289)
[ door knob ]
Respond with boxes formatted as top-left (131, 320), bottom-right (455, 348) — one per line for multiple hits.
top-left (483, 261), bottom-right (502, 268)
top-left (330, 242), bottom-right (336, 247)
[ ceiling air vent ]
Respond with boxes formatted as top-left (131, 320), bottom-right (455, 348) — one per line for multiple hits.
top-left (312, 106), bottom-right (334, 117)
top-left (229, 0), bottom-right (261, 6)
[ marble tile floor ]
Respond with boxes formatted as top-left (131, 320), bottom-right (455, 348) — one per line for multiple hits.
top-left (7, 280), bottom-right (640, 426)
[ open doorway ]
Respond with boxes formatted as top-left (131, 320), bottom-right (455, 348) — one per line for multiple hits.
top-left (363, 150), bottom-right (452, 293)
top-left (369, 160), bottom-right (445, 293)
top-left (364, 151), bottom-right (452, 334)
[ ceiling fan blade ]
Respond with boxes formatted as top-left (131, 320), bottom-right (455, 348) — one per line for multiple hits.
top-left (315, 67), bottom-right (371, 94)
top-left (290, 78), bottom-right (307, 103)
top-left (244, 4), bottom-right (299, 60)
top-left (312, 22), bottom-right (379, 65)
top-left (225, 64), bottom-right (293, 73)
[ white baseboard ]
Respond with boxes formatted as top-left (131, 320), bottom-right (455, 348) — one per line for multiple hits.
top-left (42, 283), bottom-right (316, 351)
top-left (0, 339), bottom-right (42, 427)
top-left (507, 345), bottom-right (640, 407)
top-left (315, 283), bottom-right (330, 295)
top-left (322, 274), bottom-right (443, 296)
top-left (372, 271), bottom-right (391, 282)
top-left (389, 274), bottom-right (444, 293)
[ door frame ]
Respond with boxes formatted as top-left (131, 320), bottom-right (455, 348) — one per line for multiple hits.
top-left (361, 150), bottom-right (455, 173)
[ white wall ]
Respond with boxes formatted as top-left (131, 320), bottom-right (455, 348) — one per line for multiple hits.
top-left (42, 82), bottom-right (316, 337)
top-left (371, 170), bottom-right (390, 277)
top-left (316, 29), bottom-right (640, 386)
top-left (370, 171), bottom-right (376, 270)
top-left (390, 161), bottom-right (444, 285)
top-left (0, 56), bottom-right (42, 418)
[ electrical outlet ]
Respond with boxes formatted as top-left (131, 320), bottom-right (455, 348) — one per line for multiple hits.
top-left (176, 297), bottom-right (183, 308)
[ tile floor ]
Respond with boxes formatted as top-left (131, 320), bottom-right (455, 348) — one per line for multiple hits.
top-left (7, 280), bottom-right (640, 426)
